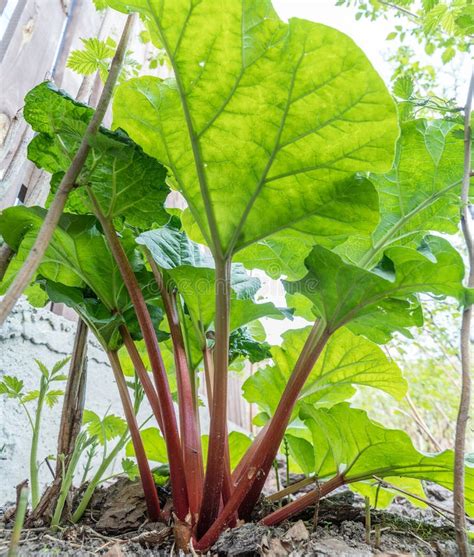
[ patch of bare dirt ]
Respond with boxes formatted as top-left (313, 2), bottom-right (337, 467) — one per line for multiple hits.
top-left (0, 479), bottom-right (468, 556)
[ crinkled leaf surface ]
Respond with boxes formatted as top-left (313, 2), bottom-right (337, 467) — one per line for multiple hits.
top-left (243, 327), bottom-right (406, 420)
top-left (286, 235), bottom-right (467, 342)
top-left (137, 221), bottom-right (213, 270)
top-left (43, 279), bottom-right (166, 350)
top-left (0, 206), bottom-right (143, 309)
top-left (44, 281), bottom-right (125, 348)
top-left (229, 326), bottom-right (271, 364)
top-left (337, 119), bottom-right (466, 266)
top-left (0, 206), bottom-right (162, 348)
top-left (372, 120), bottom-right (464, 248)
top-left (140, 222), bottom-right (265, 303)
top-left (300, 403), bottom-right (474, 515)
top-left (107, 0), bottom-right (398, 255)
top-left (24, 82), bottom-right (169, 228)
top-left (0, 207), bottom-right (91, 292)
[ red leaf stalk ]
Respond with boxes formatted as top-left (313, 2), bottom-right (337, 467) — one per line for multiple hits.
top-left (89, 193), bottom-right (189, 519)
top-left (145, 251), bottom-right (204, 519)
top-left (261, 475), bottom-right (344, 526)
top-left (120, 326), bottom-right (164, 433)
top-left (107, 350), bottom-right (161, 521)
top-left (197, 258), bottom-right (232, 537)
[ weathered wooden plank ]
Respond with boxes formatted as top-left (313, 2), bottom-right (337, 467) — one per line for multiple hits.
top-left (53, 0), bottom-right (107, 96)
top-left (0, 0), bottom-right (67, 117)
top-left (0, 0), bottom-right (67, 206)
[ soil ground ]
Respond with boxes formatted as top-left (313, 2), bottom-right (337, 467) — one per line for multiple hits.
top-left (0, 478), bottom-right (469, 556)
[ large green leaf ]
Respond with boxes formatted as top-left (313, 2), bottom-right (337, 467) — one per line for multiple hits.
top-left (44, 281), bottom-right (125, 348)
top-left (285, 433), bottom-right (315, 476)
top-left (300, 403), bottom-right (474, 515)
top-left (0, 207), bottom-right (135, 310)
top-left (337, 119), bottom-right (466, 266)
top-left (107, 0), bottom-right (398, 256)
top-left (24, 82), bottom-right (169, 228)
top-left (137, 221), bottom-right (213, 270)
top-left (234, 177), bottom-right (380, 280)
top-left (286, 235), bottom-right (468, 342)
top-left (372, 120), bottom-right (463, 247)
top-left (0, 207), bottom-right (89, 291)
top-left (350, 477), bottom-right (429, 510)
top-left (243, 327), bottom-right (407, 420)
top-left (137, 223), bottom-right (283, 352)
top-left (0, 206), bottom-right (162, 348)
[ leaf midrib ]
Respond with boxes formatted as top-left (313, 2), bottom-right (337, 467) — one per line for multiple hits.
top-left (146, 0), bottom-right (222, 258)
top-left (360, 177), bottom-right (462, 267)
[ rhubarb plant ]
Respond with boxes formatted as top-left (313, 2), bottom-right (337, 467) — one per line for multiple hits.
top-left (0, 0), bottom-right (473, 551)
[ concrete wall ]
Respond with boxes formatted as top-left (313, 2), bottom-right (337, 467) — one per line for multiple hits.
top-left (0, 298), bottom-right (129, 503)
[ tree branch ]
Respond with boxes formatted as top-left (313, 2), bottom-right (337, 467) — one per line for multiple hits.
top-left (453, 67), bottom-right (474, 557)
top-left (378, 0), bottom-right (419, 20)
top-left (28, 318), bottom-right (89, 523)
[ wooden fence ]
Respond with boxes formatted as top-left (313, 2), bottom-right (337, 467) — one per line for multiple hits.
top-left (0, 0), bottom-right (252, 430)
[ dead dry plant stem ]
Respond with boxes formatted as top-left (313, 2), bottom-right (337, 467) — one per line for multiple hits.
top-left (405, 394), bottom-right (442, 451)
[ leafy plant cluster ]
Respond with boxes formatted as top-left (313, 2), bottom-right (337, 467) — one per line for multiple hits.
top-left (338, 0), bottom-right (472, 86)
top-left (67, 26), bottom-right (169, 83)
top-left (0, 358), bottom-right (154, 527)
top-left (0, 358), bottom-right (69, 508)
top-left (337, 0), bottom-right (473, 121)
top-left (0, 0), bottom-right (473, 551)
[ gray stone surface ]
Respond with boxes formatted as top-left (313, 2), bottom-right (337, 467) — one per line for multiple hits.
top-left (0, 299), bottom-right (137, 503)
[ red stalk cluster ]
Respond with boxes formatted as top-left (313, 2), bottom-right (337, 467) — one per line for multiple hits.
top-left (107, 351), bottom-right (162, 520)
top-left (87, 194), bottom-right (337, 549)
